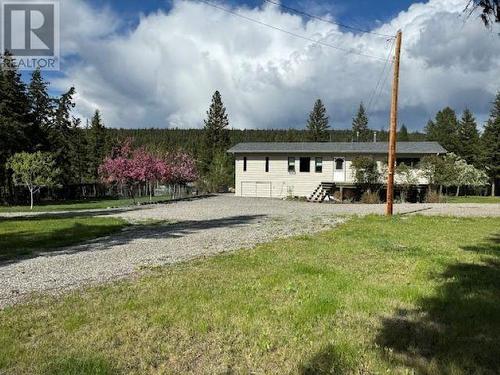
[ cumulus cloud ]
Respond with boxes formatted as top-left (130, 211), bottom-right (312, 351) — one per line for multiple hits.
top-left (54, 0), bottom-right (500, 130)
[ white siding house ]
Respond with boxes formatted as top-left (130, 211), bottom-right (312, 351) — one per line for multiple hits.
top-left (227, 142), bottom-right (447, 199)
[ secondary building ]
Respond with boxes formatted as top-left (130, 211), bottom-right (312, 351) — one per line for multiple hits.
top-left (227, 142), bottom-right (446, 200)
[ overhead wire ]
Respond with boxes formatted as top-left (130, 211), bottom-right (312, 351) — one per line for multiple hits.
top-left (366, 37), bottom-right (396, 117)
top-left (262, 0), bottom-right (395, 38)
top-left (197, 0), bottom-right (394, 62)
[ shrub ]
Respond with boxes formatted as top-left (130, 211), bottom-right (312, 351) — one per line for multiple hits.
top-left (360, 191), bottom-right (380, 204)
top-left (424, 190), bottom-right (443, 203)
top-left (351, 156), bottom-right (381, 193)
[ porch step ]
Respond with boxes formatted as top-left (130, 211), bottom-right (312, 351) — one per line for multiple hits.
top-left (307, 182), bottom-right (336, 203)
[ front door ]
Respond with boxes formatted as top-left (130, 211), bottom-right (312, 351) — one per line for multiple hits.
top-left (333, 157), bottom-right (345, 182)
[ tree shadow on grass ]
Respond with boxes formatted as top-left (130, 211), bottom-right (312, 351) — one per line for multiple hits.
top-left (376, 233), bottom-right (500, 374)
top-left (299, 344), bottom-right (357, 375)
top-left (0, 214), bottom-right (266, 266)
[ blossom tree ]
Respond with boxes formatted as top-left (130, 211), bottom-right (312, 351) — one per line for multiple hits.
top-left (164, 151), bottom-right (198, 198)
top-left (99, 139), bottom-right (167, 202)
top-left (132, 148), bottom-right (168, 201)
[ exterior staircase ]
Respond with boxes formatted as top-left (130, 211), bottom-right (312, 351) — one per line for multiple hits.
top-left (307, 182), bottom-right (335, 202)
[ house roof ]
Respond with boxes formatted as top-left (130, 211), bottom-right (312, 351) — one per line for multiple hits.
top-left (227, 142), bottom-right (446, 155)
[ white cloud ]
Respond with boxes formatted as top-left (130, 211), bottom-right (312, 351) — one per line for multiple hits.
top-left (54, 0), bottom-right (500, 130)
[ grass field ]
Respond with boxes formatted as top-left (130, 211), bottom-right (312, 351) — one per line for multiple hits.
top-left (0, 215), bottom-right (499, 374)
top-left (444, 196), bottom-right (500, 204)
top-left (0, 194), bottom-right (172, 213)
top-left (0, 215), bottom-right (128, 262)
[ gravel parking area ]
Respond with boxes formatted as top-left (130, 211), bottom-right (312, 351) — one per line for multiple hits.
top-left (1, 195), bottom-right (499, 308)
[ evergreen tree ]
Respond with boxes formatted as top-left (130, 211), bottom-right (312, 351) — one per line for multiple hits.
top-left (457, 108), bottom-right (480, 166)
top-left (306, 99), bottom-right (330, 141)
top-left (481, 92), bottom-right (500, 196)
top-left (425, 107), bottom-right (459, 153)
top-left (352, 103), bottom-right (370, 142)
top-left (201, 90), bottom-right (230, 173)
top-left (49, 87), bottom-right (81, 185)
top-left (87, 109), bottom-right (107, 182)
top-left (398, 124), bottom-right (410, 141)
top-left (0, 52), bottom-right (31, 193)
top-left (28, 68), bottom-right (53, 151)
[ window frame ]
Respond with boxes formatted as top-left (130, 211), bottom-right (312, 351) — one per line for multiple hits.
top-left (299, 157), bottom-right (311, 173)
top-left (265, 157), bottom-right (269, 172)
top-left (288, 157), bottom-right (296, 173)
top-left (315, 157), bottom-right (323, 173)
top-left (334, 158), bottom-right (345, 172)
top-left (243, 157), bottom-right (247, 172)
top-left (335, 158), bottom-right (344, 171)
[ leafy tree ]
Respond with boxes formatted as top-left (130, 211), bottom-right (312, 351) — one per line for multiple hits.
top-left (28, 68), bottom-right (53, 151)
top-left (425, 107), bottom-right (459, 153)
top-left (201, 91), bottom-right (230, 174)
top-left (457, 108), bottom-right (480, 166)
top-left (206, 150), bottom-right (232, 192)
top-left (420, 155), bottom-right (455, 195)
top-left (351, 156), bottom-right (381, 193)
top-left (7, 152), bottom-right (59, 209)
top-left (452, 155), bottom-right (488, 196)
top-left (352, 103), bottom-right (371, 142)
top-left (395, 163), bottom-right (418, 202)
top-left (481, 92), bottom-right (500, 196)
top-left (87, 110), bottom-right (108, 183)
top-left (398, 124), bottom-right (410, 142)
top-left (306, 99), bottom-right (330, 141)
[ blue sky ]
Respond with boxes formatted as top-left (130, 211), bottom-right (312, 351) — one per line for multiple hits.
top-left (89, 0), bottom-right (419, 33)
top-left (40, 0), bottom-right (499, 130)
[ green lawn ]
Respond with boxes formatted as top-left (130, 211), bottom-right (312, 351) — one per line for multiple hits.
top-left (0, 215), bottom-right (128, 261)
top-left (1, 216), bottom-right (499, 374)
top-left (0, 194), bottom-right (172, 213)
top-left (445, 195), bottom-right (500, 204)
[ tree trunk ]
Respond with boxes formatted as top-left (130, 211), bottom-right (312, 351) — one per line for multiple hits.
top-left (456, 185), bottom-right (460, 197)
top-left (149, 182), bottom-right (152, 202)
top-left (492, 181), bottom-right (496, 197)
top-left (30, 189), bottom-right (34, 210)
top-left (439, 185), bottom-right (443, 196)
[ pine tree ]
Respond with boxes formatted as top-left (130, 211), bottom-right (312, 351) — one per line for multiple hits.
top-left (425, 107), bottom-right (459, 153)
top-left (352, 103), bottom-right (370, 142)
top-left (457, 108), bottom-right (480, 166)
top-left (481, 92), bottom-right (500, 196)
top-left (306, 99), bottom-right (330, 141)
top-left (0, 52), bottom-right (31, 194)
top-left (87, 109), bottom-right (107, 182)
top-left (398, 124), bottom-right (410, 141)
top-left (49, 87), bottom-right (81, 185)
top-left (28, 68), bottom-right (53, 151)
top-left (202, 91), bottom-right (230, 174)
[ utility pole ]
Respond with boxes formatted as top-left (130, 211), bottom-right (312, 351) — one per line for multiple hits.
top-left (385, 30), bottom-right (402, 216)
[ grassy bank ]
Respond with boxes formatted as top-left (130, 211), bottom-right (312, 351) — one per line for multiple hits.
top-left (0, 194), bottom-right (172, 213)
top-left (444, 195), bottom-right (500, 204)
top-left (1, 215), bottom-right (499, 374)
top-left (0, 215), bottom-right (128, 262)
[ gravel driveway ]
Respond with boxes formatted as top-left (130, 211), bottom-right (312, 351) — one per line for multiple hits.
top-left (1, 195), bottom-right (499, 307)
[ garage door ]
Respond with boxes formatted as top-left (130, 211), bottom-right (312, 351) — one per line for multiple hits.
top-left (241, 182), bottom-right (272, 197)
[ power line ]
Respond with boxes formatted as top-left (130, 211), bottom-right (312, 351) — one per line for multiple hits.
top-left (197, 0), bottom-right (391, 62)
top-left (262, 0), bottom-right (395, 38)
top-left (366, 38), bottom-right (395, 117)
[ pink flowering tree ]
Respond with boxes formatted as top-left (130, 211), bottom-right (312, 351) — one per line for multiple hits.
top-left (164, 151), bottom-right (198, 198)
top-left (99, 139), bottom-right (167, 202)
